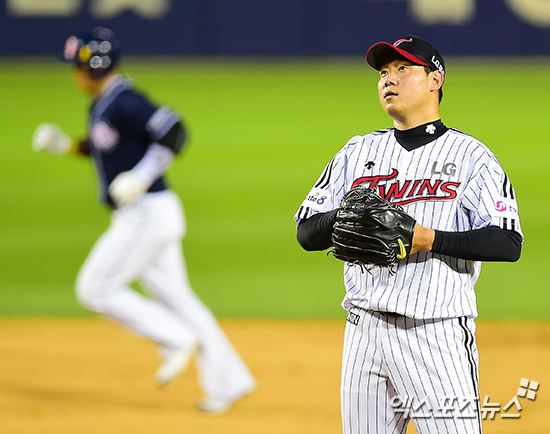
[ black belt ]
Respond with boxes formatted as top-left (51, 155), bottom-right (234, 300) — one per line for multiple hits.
top-left (378, 311), bottom-right (400, 318)
top-left (347, 309), bottom-right (402, 325)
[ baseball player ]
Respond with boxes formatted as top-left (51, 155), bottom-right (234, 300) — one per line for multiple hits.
top-left (294, 35), bottom-right (523, 434)
top-left (32, 27), bottom-right (255, 415)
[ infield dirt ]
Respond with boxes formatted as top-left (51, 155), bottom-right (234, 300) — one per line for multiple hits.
top-left (0, 318), bottom-right (547, 434)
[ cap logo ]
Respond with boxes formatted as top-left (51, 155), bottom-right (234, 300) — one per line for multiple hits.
top-left (393, 38), bottom-right (413, 47)
top-left (431, 55), bottom-right (445, 75)
top-left (63, 36), bottom-right (79, 60)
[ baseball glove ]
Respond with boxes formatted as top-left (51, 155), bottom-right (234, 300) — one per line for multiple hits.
top-left (330, 185), bottom-right (416, 271)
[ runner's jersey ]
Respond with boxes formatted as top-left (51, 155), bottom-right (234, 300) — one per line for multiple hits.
top-left (87, 75), bottom-right (179, 206)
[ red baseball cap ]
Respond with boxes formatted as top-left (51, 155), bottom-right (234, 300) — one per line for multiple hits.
top-left (366, 35), bottom-right (445, 78)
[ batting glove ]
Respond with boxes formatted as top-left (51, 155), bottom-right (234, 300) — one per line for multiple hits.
top-left (108, 169), bottom-right (151, 207)
top-left (32, 123), bottom-right (72, 155)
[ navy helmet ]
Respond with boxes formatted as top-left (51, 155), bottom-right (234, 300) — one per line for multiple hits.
top-left (63, 27), bottom-right (120, 78)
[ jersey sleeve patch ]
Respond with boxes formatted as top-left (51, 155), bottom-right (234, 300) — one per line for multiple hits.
top-left (492, 198), bottom-right (521, 231)
top-left (294, 186), bottom-right (333, 223)
top-left (494, 198), bottom-right (519, 218)
top-left (302, 187), bottom-right (332, 211)
top-left (90, 120), bottom-right (120, 153)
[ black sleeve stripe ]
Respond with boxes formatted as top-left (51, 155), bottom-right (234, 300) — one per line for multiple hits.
top-left (315, 158), bottom-right (334, 189)
top-left (502, 173), bottom-right (516, 199)
top-left (297, 205), bottom-right (312, 221)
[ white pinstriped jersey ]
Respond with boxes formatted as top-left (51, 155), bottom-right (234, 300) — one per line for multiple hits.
top-left (294, 127), bottom-right (523, 320)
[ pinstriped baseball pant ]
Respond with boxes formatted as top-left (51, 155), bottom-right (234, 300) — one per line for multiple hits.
top-left (341, 309), bottom-right (482, 434)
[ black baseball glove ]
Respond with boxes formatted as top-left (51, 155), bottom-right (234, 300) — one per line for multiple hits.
top-left (330, 185), bottom-right (416, 270)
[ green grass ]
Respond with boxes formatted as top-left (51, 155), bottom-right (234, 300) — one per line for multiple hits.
top-left (0, 57), bottom-right (548, 319)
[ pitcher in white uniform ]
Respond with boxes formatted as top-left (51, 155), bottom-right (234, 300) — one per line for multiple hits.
top-left (295, 35), bottom-right (523, 434)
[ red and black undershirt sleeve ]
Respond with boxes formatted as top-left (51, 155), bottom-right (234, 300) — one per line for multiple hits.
top-left (296, 211), bottom-right (522, 262)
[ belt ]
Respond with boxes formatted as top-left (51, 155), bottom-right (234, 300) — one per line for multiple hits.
top-left (379, 311), bottom-right (400, 318)
top-left (347, 308), bottom-right (401, 325)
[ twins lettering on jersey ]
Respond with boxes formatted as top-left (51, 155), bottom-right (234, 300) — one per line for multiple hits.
top-left (352, 168), bottom-right (461, 206)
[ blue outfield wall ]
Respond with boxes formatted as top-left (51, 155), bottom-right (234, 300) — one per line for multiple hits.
top-left (2, 0), bottom-right (550, 56)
